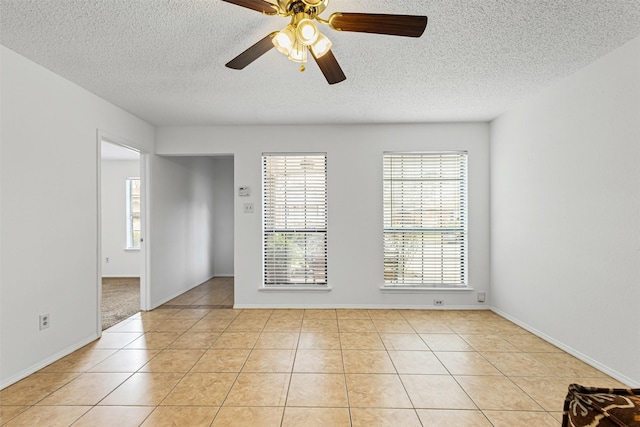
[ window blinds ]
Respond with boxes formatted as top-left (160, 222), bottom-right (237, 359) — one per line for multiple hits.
top-left (263, 154), bottom-right (327, 286)
top-left (383, 152), bottom-right (468, 286)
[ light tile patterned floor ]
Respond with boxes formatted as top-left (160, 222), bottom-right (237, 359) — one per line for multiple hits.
top-left (0, 284), bottom-right (628, 426)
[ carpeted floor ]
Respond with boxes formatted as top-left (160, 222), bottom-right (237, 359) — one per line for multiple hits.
top-left (101, 277), bottom-right (140, 330)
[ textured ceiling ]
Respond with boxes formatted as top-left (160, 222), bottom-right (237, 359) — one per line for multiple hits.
top-left (1, 0), bottom-right (639, 126)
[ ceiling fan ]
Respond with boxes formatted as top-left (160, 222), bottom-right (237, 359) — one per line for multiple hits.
top-left (222, 0), bottom-right (428, 84)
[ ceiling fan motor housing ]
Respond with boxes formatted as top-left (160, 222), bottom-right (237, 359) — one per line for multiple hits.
top-left (278, 0), bottom-right (329, 15)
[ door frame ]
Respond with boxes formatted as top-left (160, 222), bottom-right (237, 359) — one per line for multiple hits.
top-left (96, 130), bottom-right (150, 336)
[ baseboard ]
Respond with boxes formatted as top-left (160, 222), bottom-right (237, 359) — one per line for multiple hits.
top-left (233, 303), bottom-right (489, 310)
top-left (491, 307), bottom-right (640, 388)
top-left (213, 274), bottom-right (234, 278)
top-left (0, 332), bottom-right (99, 390)
top-left (101, 275), bottom-right (141, 279)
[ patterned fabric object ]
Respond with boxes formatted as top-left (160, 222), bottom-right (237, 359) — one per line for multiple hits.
top-left (563, 384), bottom-right (640, 427)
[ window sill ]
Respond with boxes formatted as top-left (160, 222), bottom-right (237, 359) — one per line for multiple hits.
top-left (380, 285), bottom-right (474, 293)
top-left (259, 286), bottom-right (332, 293)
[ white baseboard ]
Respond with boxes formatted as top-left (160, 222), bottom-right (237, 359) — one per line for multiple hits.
top-left (233, 303), bottom-right (489, 310)
top-left (101, 275), bottom-right (141, 278)
top-left (491, 307), bottom-right (639, 388)
top-left (0, 333), bottom-right (99, 390)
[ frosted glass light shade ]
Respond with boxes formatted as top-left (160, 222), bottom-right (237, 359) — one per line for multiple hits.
top-left (288, 40), bottom-right (308, 63)
top-left (273, 25), bottom-right (295, 55)
top-left (296, 18), bottom-right (319, 46)
top-left (310, 33), bottom-right (332, 58)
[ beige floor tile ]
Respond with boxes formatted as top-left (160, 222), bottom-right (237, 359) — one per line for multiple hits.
top-left (189, 318), bottom-right (234, 332)
top-left (0, 406), bottom-right (28, 425)
top-left (459, 334), bottom-right (520, 352)
top-left (254, 332), bottom-right (299, 349)
top-left (550, 411), bottom-right (564, 422)
top-left (39, 349), bottom-right (117, 373)
top-left (509, 376), bottom-right (574, 412)
top-left (139, 349), bottom-right (205, 372)
top-left (286, 374), bottom-right (348, 407)
top-left (420, 334), bottom-right (474, 351)
top-left (482, 410), bottom-right (559, 427)
top-left (351, 408), bottom-right (422, 427)
top-left (481, 351), bottom-right (555, 376)
top-left (85, 333), bottom-right (142, 349)
top-left (269, 309), bottom-right (305, 320)
top-left (404, 320), bottom-right (455, 333)
top-left (298, 332), bottom-right (341, 349)
top-left (380, 333), bottom-right (429, 351)
top-left (141, 406), bottom-right (219, 426)
top-left (211, 332), bottom-right (260, 349)
top-left (530, 352), bottom-right (608, 377)
top-left (343, 350), bottom-right (397, 374)
top-left (388, 351), bottom-right (448, 374)
top-left (304, 309), bottom-right (337, 320)
top-left (191, 348), bottom-right (251, 372)
top-left (346, 374), bottom-right (412, 408)
top-left (149, 318), bottom-right (198, 334)
top-left (2, 406), bottom-right (88, 427)
top-left (455, 375), bottom-right (544, 411)
top-left (416, 409), bottom-right (492, 426)
top-left (124, 332), bottom-right (181, 350)
top-left (0, 372), bottom-right (79, 405)
top-left (262, 318), bottom-right (303, 332)
top-left (336, 309), bottom-right (371, 319)
top-left (340, 333), bottom-right (385, 350)
top-left (401, 374), bottom-right (477, 409)
top-left (72, 405), bottom-right (154, 427)
top-left (293, 349), bottom-right (344, 373)
top-left (88, 349), bottom-right (158, 372)
top-left (99, 372), bottom-right (184, 406)
top-left (301, 319), bottom-right (338, 332)
top-left (212, 407), bottom-right (284, 427)
top-left (434, 352), bottom-right (502, 375)
top-left (338, 319), bottom-right (377, 332)
top-left (372, 319), bottom-right (415, 333)
top-left (37, 373), bottom-right (131, 406)
top-left (367, 310), bottom-right (404, 320)
top-left (281, 407), bottom-right (351, 427)
top-left (167, 332), bottom-right (220, 349)
top-left (108, 319), bottom-right (150, 333)
top-left (161, 373), bottom-right (236, 406)
top-left (242, 349), bottom-right (295, 373)
top-left (502, 333), bottom-right (562, 352)
top-left (226, 318), bottom-right (268, 332)
top-left (171, 308), bottom-right (211, 320)
top-left (223, 373), bottom-right (290, 406)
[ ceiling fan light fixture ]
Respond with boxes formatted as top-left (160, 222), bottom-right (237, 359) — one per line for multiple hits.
top-left (296, 18), bottom-right (319, 45)
top-left (288, 40), bottom-right (308, 63)
top-left (273, 25), bottom-right (295, 55)
top-left (310, 32), bottom-right (332, 58)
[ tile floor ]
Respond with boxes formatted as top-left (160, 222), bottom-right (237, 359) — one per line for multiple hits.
top-left (0, 292), bottom-right (628, 426)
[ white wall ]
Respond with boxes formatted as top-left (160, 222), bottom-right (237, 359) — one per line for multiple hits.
top-left (101, 159), bottom-right (141, 277)
top-left (156, 123), bottom-right (491, 309)
top-left (212, 157), bottom-right (234, 276)
top-left (0, 46), bottom-right (155, 387)
top-left (490, 36), bottom-right (640, 386)
top-left (148, 156), bottom-right (217, 308)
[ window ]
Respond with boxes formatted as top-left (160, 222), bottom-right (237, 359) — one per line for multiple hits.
top-left (263, 154), bottom-right (327, 286)
top-left (126, 178), bottom-right (141, 249)
top-left (383, 152), bottom-right (468, 287)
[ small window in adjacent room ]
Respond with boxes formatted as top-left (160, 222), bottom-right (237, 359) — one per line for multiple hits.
top-left (125, 177), bottom-right (141, 250)
top-left (383, 152), bottom-right (468, 287)
top-left (262, 153), bottom-right (328, 287)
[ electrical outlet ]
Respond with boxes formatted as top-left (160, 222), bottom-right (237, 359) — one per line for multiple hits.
top-left (243, 203), bottom-right (254, 214)
top-left (106, 257), bottom-right (110, 263)
top-left (39, 313), bottom-right (50, 330)
top-left (477, 292), bottom-right (486, 303)
top-left (433, 299), bottom-right (444, 306)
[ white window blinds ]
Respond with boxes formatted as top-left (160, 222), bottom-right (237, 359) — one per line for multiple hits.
top-left (263, 154), bottom-right (327, 286)
top-left (383, 152), bottom-right (468, 286)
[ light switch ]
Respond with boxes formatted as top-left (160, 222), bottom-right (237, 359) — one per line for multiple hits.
top-left (243, 203), bottom-right (254, 213)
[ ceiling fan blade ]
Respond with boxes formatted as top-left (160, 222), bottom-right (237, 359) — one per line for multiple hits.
top-left (226, 32), bottom-right (277, 70)
top-left (329, 13), bottom-right (427, 37)
top-left (221, 0), bottom-right (277, 14)
top-left (311, 49), bottom-right (346, 85)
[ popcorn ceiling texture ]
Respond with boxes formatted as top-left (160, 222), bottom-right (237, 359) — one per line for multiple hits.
top-left (1, 0), bottom-right (639, 125)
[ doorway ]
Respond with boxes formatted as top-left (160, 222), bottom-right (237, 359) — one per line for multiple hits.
top-left (98, 135), bottom-right (148, 332)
